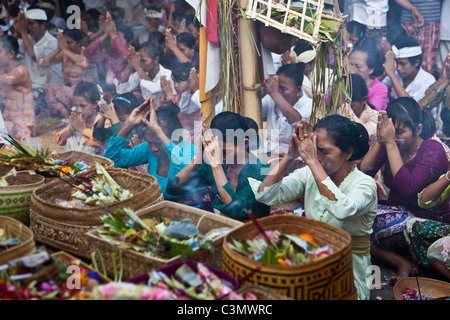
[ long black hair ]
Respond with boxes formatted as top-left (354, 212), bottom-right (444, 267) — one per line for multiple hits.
top-left (314, 114), bottom-right (370, 162)
top-left (386, 97), bottom-right (435, 140)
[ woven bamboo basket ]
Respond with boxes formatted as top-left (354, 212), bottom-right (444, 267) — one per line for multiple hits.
top-left (0, 216), bottom-right (36, 265)
top-left (224, 284), bottom-right (293, 300)
top-left (0, 171), bottom-right (45, 225)
top-left (86, 201), bottom-right (243, 281)
top-left (221, 215), bottom-right (357, 300)
top-left (394, 277), bottom-right (450, 300)
top-left (29, 168), bottom-right (163, 259)
top-left (246, 0), bottom-right (345, 46)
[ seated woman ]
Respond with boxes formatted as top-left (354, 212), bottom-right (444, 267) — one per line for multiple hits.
top-left (166, 111), bottom-right (271, 220)
top-left (40, 28), bottom-right (97, 118)
top-left (358, 97), bottom-right (449, 282)
top-left (350, 37), bottom-right (388, 111)
top-left (55, 81), bottom-right (105, 155)
top-left (249, 115), bottom-right (377, 300)
top-left (0, 35), bottom-right (35, 141)
top-left (104, 97), bottom-right (194, 196)
top-left (402, 168), bottom-right (450, 281)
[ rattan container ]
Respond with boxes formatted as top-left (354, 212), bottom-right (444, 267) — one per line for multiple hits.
top-left (0, 216), bottom-right (36, 265)
top-left (221, 215), bottom-right (357, 300)
top-left (30, 168), bottom-right (163, 259)
top-left (0, 171), bottom-right (45, 225)
top-left (86, 201), bottom-right (243, 281)
top-left (394, 277), bottom-right (450, 300)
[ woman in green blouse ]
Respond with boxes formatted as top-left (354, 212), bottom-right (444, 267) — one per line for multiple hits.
top-left (250, 115), bottom-right (377, 300)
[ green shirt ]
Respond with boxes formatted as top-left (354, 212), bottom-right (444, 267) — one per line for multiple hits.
top-left (167, 155), bottom-right (271, 220)
top-left (418, 174), bottom-right (450, 209)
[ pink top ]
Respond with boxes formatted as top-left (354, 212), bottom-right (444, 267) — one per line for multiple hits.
top-left (368, 77), bottom-right (388, 111)
top-left (84, 36), bottom-right (129, 88)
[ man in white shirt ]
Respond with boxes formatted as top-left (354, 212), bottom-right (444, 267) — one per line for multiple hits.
top-left (15, 6), bottom-right (63, 112)
top-left (115, 41), bottom-right (175, 102)
top-left (344, 0), bottom-right (389, 34)
top-left (382, 36), bottom-right (435, 102)
top-left (261, 63), bottom-right (313, 155)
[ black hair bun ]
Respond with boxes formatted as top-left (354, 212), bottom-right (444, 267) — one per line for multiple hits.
top-left (350, 121), bottom-right (370, 161)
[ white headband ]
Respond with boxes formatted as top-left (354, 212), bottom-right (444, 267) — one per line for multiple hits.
top-left (392, 45), bottom-right (422, 59)
top-left (24, 8), bottom-right (47, 21)
top-left (291, 47), bottom-right (316, 64)
top-left (145, 9), bottom-right (162, 19)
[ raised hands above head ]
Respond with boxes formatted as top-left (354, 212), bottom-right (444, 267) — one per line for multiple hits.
top-left (127, 45), bottom-right (141, 71)
top-left (289, 119), bottom-right (316, 164)
top-left (188, 67), bottom-right (199, 93)
top-left (124, 96), bottom-right (151, 128)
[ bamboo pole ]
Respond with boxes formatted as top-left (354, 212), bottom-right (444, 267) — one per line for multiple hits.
top-left (199, 27), bottom-right (215, 125)
top-left (237, 0), bottom-right (262, 129)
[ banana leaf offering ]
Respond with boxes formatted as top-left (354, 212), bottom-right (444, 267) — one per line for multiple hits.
top-left (0, 135), bottom-right (88, 177)
top-left (95, 207), bottom-right (223, 260)
top-left (258, 5), bottom-right (344, 42)
top-left (229, 230), bottom-right (333, 266)
top-left (59, 164), bottom-right (132, 208)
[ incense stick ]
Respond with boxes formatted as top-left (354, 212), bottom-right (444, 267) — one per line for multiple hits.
top-left (245, 209), bottom-right (277, 250)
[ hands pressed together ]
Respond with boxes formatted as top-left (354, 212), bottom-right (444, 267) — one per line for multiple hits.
top-left (287, 119), bottom-right (317, 165)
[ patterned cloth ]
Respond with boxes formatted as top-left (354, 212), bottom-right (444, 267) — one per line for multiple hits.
top-left (404, 218), bottom-right (450, 267)
top-left (371, 204), bottom-right (413, 247)
top-left (401, 22), bottom-right (440, 76)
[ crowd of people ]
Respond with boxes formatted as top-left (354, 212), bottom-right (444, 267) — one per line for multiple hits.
top-left (0, 0), bottom-right (449, 300)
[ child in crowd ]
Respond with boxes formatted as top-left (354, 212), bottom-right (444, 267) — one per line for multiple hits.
top-left (55, 81), bottom-right (105, 155)
top-left (262, 62), bottom-right (313, 157)
top-left (158, 62), bottom-right (201, 142)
